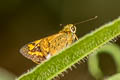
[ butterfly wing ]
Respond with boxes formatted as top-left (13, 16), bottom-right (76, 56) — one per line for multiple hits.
top-left (20, 32), bottom-right (76, 64)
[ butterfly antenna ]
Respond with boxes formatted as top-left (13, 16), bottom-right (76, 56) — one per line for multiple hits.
top-left (74, 16), bottom-right (98, 26)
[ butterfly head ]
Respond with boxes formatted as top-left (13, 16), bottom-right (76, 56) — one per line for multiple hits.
top-left (61, 24), bottom-right (76, 33)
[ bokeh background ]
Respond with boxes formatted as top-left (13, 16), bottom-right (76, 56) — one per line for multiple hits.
top-left (0, 0), bottom-right (120, 80)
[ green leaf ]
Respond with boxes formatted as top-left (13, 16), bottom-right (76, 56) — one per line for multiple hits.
top-left (17, 17), bottom-right (120, 80)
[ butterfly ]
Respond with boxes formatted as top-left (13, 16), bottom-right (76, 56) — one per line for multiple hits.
top-left (20, 24), bottom-right (78, 64)
top-left (20, 16), bottom-right (97, 64)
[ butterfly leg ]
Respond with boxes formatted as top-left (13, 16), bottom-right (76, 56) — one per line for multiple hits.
top-left (75, 34), bottom-right (78, 40)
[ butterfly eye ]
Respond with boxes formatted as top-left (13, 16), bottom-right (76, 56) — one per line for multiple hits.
top-left (70, 26), bottom-right (76, 33)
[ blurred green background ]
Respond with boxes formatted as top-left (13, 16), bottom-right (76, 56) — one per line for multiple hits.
top-left (0, 0), bottom-right (120, 80)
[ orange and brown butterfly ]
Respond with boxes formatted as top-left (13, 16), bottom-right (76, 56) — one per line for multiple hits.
top-left (20, 24), bottom-right (78, 64)
top-left (20, 16), bottom-right (97, 64)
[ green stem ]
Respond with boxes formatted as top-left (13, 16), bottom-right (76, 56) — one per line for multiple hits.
top-left (88, 44), bottom-right (120, 79)
top-left (18, 17), bottom-right (120, 80)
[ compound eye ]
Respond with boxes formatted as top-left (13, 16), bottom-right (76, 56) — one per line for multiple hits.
top-left (70, 26), bottom-right (76, 33)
